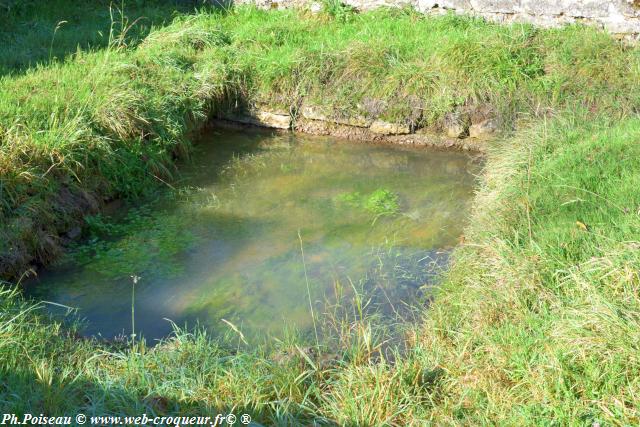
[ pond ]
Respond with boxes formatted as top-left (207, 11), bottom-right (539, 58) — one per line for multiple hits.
top-left (27, 128), bottom-right (482, 343)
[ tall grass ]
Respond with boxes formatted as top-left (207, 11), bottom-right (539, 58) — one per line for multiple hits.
top-left (0, 0), bottom-right (204, 74)
top-left (419, 114), bottom-right (640, 424)
top-left (2, 3), bottom-right (640, 424)
top-left (0, 8), bottom-right (232, 276)
top-left (0, 278), bottom-right (429, 424)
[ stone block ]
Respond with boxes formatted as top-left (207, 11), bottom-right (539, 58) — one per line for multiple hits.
top-left (469, 118), bottom-right (498, 139)
top-left (440, 0), bottom-right (473, 8)
top-left (236, 110), bottom-right (291, 129)
top-left (300, 104), bottom-right (372, 127)
top-left (620, 0), bottom-right (640, 17)
top-left (335, 115), bottom-right (373, 127)
top-left (443, 111), bottom-right (471, 138)
top-left (370, 120), bottom-right (412, 135)
top-left (520, 0), bottom-right (609, 17)
top-left (416, 0), bottom-right (470, 12)
top-left (299, 105), bottom-right (330, 122)
top-left (469, 0), bottom-right (520, 14)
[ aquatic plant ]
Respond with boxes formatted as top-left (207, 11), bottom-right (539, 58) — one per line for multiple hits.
top-left (335, 188), bottom-right (400, 218)
top-left (69, 205), bottom-right (201, 279)
top-left (362, 188), bottom-right (400, 217)
top-left (334, 191), bottom-right (362, 207)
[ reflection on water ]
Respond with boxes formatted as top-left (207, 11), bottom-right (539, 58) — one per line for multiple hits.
top-left (27, 128), bottom-right (481, 342)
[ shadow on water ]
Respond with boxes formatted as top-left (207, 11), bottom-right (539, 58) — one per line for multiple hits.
top-left (0, 0), bottom-right (225, 76)
top-left (26, 210), bottom-right (276, 342)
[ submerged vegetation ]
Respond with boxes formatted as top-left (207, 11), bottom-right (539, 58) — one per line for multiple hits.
top-left (72, 205), bottom-right (200, 279)
top-left (335, 188), bottom-right (401, 218)
top-left (1, 0), bottom-right (640, 424)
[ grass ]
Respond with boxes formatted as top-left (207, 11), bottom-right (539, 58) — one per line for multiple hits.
top-left (0, 0), bottom-right (205, 75)
top-left (0, 4), bottom-right (230, 276)
top-left (416, 114), bottom-right (640, 424)
top-left (1, 2), bottom-right (640, 425)
top-left (0, 283), bottom-right (425, 424)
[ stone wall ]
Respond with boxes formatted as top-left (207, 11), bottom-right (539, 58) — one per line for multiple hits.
top-left (235, 0), bottom-right (640, 38)
top-left (217, 103), bottom-right (490, 152)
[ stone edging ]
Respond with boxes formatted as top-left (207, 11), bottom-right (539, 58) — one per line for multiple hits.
top-left (218, 105), bottom-right (493, 151)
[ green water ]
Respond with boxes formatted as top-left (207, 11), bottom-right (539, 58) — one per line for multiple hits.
top-left (28, 128), bottom-right (481, 342)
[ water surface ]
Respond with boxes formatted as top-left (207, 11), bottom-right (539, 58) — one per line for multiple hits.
top-left (28, 128), bottom-right (481, 342)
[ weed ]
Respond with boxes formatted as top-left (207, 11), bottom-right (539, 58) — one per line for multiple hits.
top-left (321, 0), bottom-right (356, 23)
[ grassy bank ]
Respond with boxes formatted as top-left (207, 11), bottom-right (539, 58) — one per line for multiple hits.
top-left (0, 2), bottom-right (225, 277)
top-left (420, 115), bottom-right (640, 423)
top-left (2, 3), bottom-right (640, 425)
